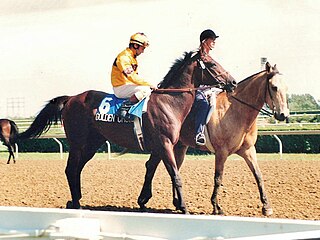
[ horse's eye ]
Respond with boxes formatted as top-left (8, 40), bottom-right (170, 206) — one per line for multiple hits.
top-left (271, 86), bottom-right (278, 91)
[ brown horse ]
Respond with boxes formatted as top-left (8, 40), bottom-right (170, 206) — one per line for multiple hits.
top-left (18, 51), bottom-right (236, 212)
top-left (0, 119), bottom-right (19, 164)
top-left (138, 62), bottom-right (289, 216)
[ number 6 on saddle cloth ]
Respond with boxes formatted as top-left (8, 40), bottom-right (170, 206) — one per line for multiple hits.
top-left (95, 94), bottom-right (147, 120)
top-left (95, 94), bottom-right (147, 150)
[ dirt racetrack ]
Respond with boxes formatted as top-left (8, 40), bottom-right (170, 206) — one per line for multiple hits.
top-left (0, 154), bottom-right (319, 220)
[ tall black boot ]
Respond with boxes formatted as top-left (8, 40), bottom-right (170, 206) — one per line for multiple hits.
top-left (116, 99), bottom-right (135, 120)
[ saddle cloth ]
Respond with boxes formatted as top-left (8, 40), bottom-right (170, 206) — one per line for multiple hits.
top-left (95, 94), bottom-right (147, 122)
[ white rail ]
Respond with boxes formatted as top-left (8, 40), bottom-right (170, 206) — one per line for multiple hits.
top-left (0, 206), bottom-right (319, 239)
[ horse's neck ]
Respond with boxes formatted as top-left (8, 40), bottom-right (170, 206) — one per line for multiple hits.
top-left (236, 72), bottom-right (267, 109)
top-left (229, 72), bottom-right (268, 127)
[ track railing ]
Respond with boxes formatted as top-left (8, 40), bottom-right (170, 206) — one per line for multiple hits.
top-left (12, 119), bottom-right (320, 159)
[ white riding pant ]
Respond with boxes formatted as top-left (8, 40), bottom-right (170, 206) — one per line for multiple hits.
top-left (113, 84), bottom-right (152, 100)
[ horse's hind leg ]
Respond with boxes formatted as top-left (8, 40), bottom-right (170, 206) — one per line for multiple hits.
top-left (65, 145), bottom-right (83, 209)
top-left (138, 153), bottom-right (161, 210)
top-left (238, 146), bottom-right (273, 216)
top-left (66, 134), bottom-right (105, 209)
top-left (5, 142), bottom-right (15, 164)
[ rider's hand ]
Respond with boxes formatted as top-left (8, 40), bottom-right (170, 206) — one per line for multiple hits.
top-left (150, 84), bottom-right (158, 90)
top-left (224, 80), bottom-right (237, 93)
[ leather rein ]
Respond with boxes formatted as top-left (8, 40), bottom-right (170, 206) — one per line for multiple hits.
top-left (231, 71), bottom-right (275, 117)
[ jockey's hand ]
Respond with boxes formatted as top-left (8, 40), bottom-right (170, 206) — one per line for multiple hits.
top-left (150, 85), bottom-right (158, 91)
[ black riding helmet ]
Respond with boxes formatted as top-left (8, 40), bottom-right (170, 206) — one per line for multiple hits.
top-left (200, 29), bottom-right (219, 42)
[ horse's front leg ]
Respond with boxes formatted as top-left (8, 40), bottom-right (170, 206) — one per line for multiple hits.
top-left (238, 146), bottom-right (273, 216)
top-left (211, 151), bottom-right (228, 215)
top-left (138, 153), bottom-right (161, 210)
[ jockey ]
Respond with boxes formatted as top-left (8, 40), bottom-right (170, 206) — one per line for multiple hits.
top-left (194, 29), bottom-right (221, 146)
top-left (111, 32), bottom-right (155, 120)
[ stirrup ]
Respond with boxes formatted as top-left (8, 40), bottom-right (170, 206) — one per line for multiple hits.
top-left (116, 100), bottom-right (134, 120)
top-left (195, 133), bottom-right (206, 146)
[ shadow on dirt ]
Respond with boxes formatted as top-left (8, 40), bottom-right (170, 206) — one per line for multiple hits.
top-left (82, 205), bottom-right (183, 214)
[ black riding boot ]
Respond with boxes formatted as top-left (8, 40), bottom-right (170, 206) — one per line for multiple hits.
top-left (116, 99), bottom-right (135, 120)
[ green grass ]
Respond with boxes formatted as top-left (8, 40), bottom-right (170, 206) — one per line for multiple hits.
top-left (258, 124), bottom-right (320, 131)
top-left (1, 152), bottom-right (320, 162)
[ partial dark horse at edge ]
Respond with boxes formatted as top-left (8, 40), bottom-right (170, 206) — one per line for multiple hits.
top-left (0, 119), bottom-right (19, 164)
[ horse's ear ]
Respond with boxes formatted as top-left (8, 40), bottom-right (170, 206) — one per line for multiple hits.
top-left (266, 62), bottom-right (272, 72)
top-left (273, 64), bottom-right (280, 73)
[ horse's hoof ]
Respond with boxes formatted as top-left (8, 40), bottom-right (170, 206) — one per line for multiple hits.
top-left (262, 207), bottom-right (273, 216)
top-left (138, 204), bottom-right (147, 212)
top-left (66, 201), bottom-right (81, 209)
top-left (213, 209), bottom-right (224, 215)
top-left (140, 207), bottom-right (147, 212)
top-left (183, 210), bottom-right (190, 215)
top-left (66, 201), bottom-right (73, 209)
top-left (138, 195), bottom-right (151, 207)
top-left (175, 206), bottom-right (188, 214)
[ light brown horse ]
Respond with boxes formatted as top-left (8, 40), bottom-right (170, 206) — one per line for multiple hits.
top-left (0, 119), bottom-right (19, 164)
top-left (138, 62), bottom-right (289, 216)
top-left (18, 51), bottom-right (236, 212)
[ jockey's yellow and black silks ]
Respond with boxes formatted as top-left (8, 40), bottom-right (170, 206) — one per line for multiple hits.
top-left (111, 48), bottom-right (151, 87)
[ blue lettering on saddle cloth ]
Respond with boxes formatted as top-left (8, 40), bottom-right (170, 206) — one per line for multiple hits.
top-left (95, 94), bottom-right (146, 122)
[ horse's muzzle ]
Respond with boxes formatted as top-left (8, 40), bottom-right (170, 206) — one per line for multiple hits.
top-left (274, 112), bottom-right (289, 122)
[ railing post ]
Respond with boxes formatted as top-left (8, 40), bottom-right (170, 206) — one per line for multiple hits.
top-left (14, 143), bottom-right (19, 159)
top-left (53, 138), bottom-right (63, 160)
top-left (273, 135), bottom-right (283, 160)
top-left (106, 141), bottom-right (111, 160)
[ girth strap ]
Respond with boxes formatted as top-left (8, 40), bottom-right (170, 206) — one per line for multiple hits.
top-left (133, 117), bottom-right (145, 151)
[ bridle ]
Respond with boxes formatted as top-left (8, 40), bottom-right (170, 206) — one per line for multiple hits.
top-left (153, 57), bottom-right (229, 94)
top-left (231, 71), bottom-right (276, 117)
top-left (197, 58), bottom-right (230, 87)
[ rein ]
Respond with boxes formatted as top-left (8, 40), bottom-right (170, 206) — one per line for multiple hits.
top-left (154, 56), bottom-right (228, 94)
top-left (153, 85), bottom-right (214, 93)
top-left (231, 95), bottom-right (273, 117)
top-left (231, 72), bottom-right (274, 117)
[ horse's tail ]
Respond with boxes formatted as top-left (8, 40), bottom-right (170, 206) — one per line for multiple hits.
top-left (18, 96), bottom-right (70, 140)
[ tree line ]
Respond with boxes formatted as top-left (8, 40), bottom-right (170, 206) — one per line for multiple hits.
top-left (288, 94), bottom-right (320, 112)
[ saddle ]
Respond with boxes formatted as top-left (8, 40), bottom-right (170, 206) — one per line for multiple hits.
top-left (95, 94), bottom-right (148, 151)
top-left (95, 94), bottom-right (147, 120)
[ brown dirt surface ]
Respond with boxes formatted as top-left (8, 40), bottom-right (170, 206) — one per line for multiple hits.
top-left (0, 156), bottom-right (319, 220)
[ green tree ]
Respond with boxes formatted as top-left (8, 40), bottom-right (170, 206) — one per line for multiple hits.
top-left (288, 94), bottom-right (320, 111)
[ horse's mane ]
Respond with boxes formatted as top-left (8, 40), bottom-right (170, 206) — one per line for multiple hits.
top-left (158, 51), bottom-right (196, 88)
top-left (237, 70), bottom-right (266, 85)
